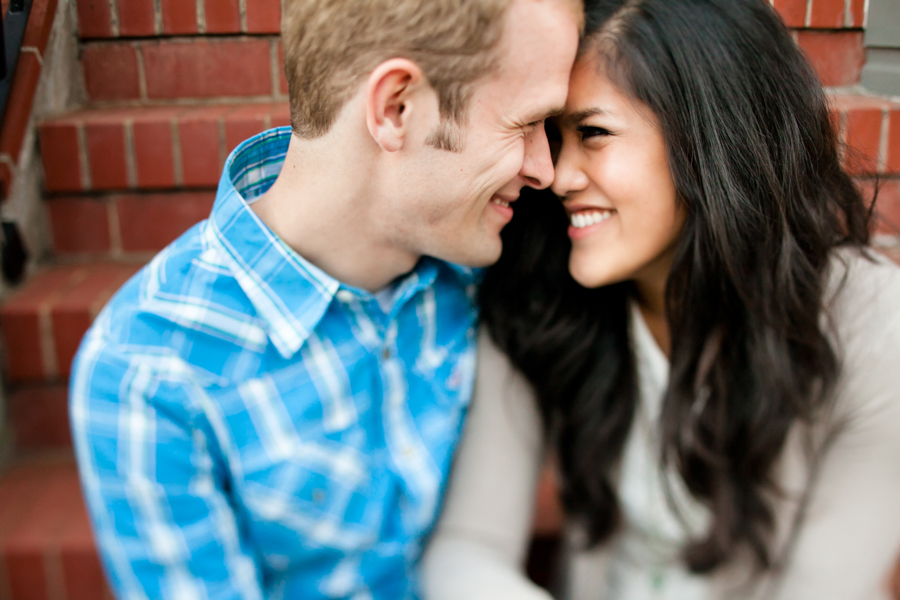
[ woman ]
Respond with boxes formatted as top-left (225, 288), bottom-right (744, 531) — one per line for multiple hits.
top-left (421, 0), bottom-right (900, 598)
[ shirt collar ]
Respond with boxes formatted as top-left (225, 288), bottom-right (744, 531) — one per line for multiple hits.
top-left (208, 127), bottom-right (478, 358)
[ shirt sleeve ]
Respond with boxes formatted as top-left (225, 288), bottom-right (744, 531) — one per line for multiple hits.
top-left (421, 331), bottom-right (552, 600)
top-left (70, 333), bottom-right (264, 600)
top-left (765, 255), bottom-right (900, 600)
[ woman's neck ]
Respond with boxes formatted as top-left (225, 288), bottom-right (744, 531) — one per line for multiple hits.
top-left (633, 261), bottom-right (672, 357)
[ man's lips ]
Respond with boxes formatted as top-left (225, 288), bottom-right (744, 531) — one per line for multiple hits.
top-left (490, 194), bottom-right (518, 209)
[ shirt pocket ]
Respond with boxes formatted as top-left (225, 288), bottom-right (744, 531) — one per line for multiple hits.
top-left (239, 438), bottom-right (388, 555)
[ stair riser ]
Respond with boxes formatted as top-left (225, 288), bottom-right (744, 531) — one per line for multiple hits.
top-left (81, 37), bottom-right (287, 103)
top-left (7, 385), bottom-right (71, 454)
top-left (47, 192), bottom-right (216, 258)
top-left (77, 0), bottom-right (281, 38)
top-left (39, 102), bottom-right (290, 193)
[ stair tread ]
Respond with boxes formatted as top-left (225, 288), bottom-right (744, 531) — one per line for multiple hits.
top-left (1, 262), bottom-right (144, 384)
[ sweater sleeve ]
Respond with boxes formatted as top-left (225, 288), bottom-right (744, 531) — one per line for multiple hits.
top-left (421, 331), bottom-right (552, 600)
top-left (768, 252), bottom-right (900, 600)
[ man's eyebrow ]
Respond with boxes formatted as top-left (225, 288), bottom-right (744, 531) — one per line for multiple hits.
top-left (561, 108), bottom-right (608, 126)
top-left (523, 106), bottom-right (566, 124)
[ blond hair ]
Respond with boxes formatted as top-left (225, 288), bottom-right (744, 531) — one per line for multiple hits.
top-left (282, 0), bottom-right (582, 142)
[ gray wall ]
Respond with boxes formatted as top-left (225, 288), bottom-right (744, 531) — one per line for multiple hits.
top-left (862, 0), bottom-right (900, 96)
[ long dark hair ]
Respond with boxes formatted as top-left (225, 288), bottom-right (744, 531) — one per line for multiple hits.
top-left (481, 0), bottom-right (872, 573)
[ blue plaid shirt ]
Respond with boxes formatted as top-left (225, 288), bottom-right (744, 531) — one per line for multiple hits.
top-left (70, 128), bottom-right (479, 600)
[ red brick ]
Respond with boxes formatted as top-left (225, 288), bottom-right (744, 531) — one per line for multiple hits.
top-left (204, 0), bottom-right (241, 33)
top-left (52, 264), bottom-right (139, 378)
top-left (224, 104), bottom-right (272, 154)
top-left (246, 0), bottom-right (281, 33)
top-left (85, 122), bottom-right (128, 190)
top-left (117, 192), bottom-right (215, 252)
top-left (0, 464), bottom-right (91, 600)
top-left (796, 31), bottom-right (865, 87)
top-left (39, 122), bottom-right (82, 193)
top-left (532, 462), bottom-right (563, 536)
top-left (0, 161), bottom-right (11, 201)
top-left (271, 104), bottom-right (291, 129)
top-left (873, 179), bottom-right (900, 236)
top-left (1, 311), bottom-right (43, 380)
top-left (8, 385), bottom-right (71, 451)
top-left (5, 553), bottom-right (46, 600)
top-left (178, 105), bottom-right (226, 187)
top-left (1, 268), bottom-right (75, 382)
top-left (143, 38), bottom-right (272, 100)
top-left (118, 0), bottom-right (156, 36)
top-left (161, 0), bottom-right (198, 34)
top-left (278, 40), bottom-right (288, 95)
top-left (82, 43), bottom-right (141, 101)
top-left (61, 546), bottom-right (110, 600)
top-left (47, 197), bottom-right (111, 255)
top-left (75, 0), bottom-right (113, 38)
top-left (844, 107), bottom-right (883, 175)
top-left (773, 0), bottom-right (807, 27)
top-left (809, 0), bottom-right (845, 28)
top-left (888, 110), bottom-right (900, 175)
top-left (849, 0), bottom-right (865, 27)
top-left (22, 0), bottom-right (59, 53)
top-left (0, 52), bottom-right (42, 161)
top-left (133, 117), bottom-right (176, 188)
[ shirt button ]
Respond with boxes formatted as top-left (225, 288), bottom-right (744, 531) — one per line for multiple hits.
top-left (382, 347), bottom-right (391, 360)
top-left (312, 489), bottom-right (326, 503)
top-left (336, 290), bottom-right (355, 303)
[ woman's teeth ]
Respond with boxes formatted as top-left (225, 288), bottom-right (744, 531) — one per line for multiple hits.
top-left (570, 210), bottom-right (613, 229)
top-left (491, 198), bottom-right (510, 208)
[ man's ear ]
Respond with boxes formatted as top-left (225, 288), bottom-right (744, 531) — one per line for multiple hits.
top-left (366, 58), bottom-right (428, 153)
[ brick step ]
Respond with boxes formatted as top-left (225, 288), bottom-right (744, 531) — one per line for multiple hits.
top-left (774, 0), bottom-right (866, 28)
top-left (6, 384), bottom-right (72, 455)
top-left (831, 94), bottom-right (900, 175)
top-left (39, 101), bottom-right (289, 193)
top-left (70, 0), bottom-right (863, 40)
top-left (797, 30), bottom-right (865, 87)
top-left (0, 459), bottom-right (111, 600)
top-left (0, 262), bottom-right (143, 384)
top-left (47, 191), bottom-right (215, 258)
top-left (80, 36), bottom-right (286, 103)
top-left (76, 0), bottom-right (281, 38)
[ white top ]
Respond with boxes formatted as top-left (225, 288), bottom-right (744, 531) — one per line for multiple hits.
top-left (422, 249), bottom-right (900, 600)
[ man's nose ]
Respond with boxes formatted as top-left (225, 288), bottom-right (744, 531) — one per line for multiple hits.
top-left (520, 125), bottom-right (556, 190)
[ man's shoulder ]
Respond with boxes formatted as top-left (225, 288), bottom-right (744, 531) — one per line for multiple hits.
top-left (81, 222), bottom-right (271, 383)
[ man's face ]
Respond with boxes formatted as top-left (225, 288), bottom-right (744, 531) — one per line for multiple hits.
top-left (387, 0), bottom-right (580, 268)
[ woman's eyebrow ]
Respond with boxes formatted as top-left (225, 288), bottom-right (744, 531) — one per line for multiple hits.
top-left (562, 108), bottom-right (609, 126)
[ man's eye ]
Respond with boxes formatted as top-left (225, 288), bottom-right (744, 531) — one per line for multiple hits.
top-left (525, 119), bottom-right (545, 132)
top-left (577, 126), bottom-right (612, 141)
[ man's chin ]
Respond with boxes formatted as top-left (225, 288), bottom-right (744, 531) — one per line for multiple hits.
top-left (430, 237), bottom-right (503, 269)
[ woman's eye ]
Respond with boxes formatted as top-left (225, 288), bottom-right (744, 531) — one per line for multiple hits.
top-left (577, 126), bottom-right (612, 141)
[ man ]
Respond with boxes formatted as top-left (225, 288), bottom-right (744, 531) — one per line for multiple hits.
top-left (69, 0), bottom-right (580, 597)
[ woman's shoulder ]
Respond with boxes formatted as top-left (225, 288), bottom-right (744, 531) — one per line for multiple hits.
top-left (825, 247), bottom-right (900, 342)
top-left (824, 246), bottom-right (900, 418)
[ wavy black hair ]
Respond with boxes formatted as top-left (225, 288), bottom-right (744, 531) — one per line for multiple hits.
top-left (481, 0), bottom-right (872, 573)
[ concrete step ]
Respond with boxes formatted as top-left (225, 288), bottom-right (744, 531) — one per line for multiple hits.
top-left (0, 262), bottom-right (142, 384)
top-left (76, 0), bottom-right (281, 38)
top-left (38, 101), bottom-right (289, 193)
top-left (79, 36), bottom-right (286, 103)
top-left (0, 459), bottom-right (110, 600)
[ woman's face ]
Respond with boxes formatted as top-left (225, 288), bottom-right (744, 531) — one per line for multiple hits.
top-left (552, 55), bottom-right (685, 290)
